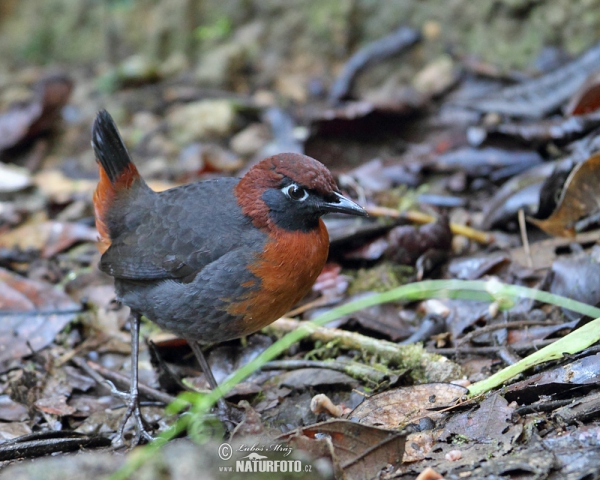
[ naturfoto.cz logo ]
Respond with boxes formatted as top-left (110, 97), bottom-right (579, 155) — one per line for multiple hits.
top-left (218, 443), bottom-right (312, 474)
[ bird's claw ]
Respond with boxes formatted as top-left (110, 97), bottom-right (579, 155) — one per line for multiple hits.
top-left (109, 386), bottom-right (155, 446)
top-left (215, 400), bottom-right (240, 433)
top-left (104, 380), bottom-right (130, 400)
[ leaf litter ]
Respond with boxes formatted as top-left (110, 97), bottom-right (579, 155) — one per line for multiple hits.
top-left (1, 18), bottom-right (600, 480)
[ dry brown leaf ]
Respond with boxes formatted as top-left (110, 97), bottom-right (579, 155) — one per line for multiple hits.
top-left (0, 266), bottom-right (79, 369)
top-left (0, 221), bottom-right (98, 258)
top-left (0, 75), bottom-right (73, 152)
top-left (529, 153), bottom-right (600, 237)
top-left (565, 71), bottom-right (600, 116)
top-left (33, 170), bottom-right (95, 204)
top-left (34, 395), bottom-right (76, 416)
top-left (439, 393), bottom-right (522, 446)
top-left (280, 419), bottom-right (406, 479)
top-left (350, 383), bottom-right (468, 429)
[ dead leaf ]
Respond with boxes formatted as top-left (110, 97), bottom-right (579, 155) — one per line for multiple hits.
top-left (385, 216), bottom-right (452, 266)
top-left (566, 71), bottom-right (600, 115)
top-left (311, 263), bottom-right (350, 298)
top-left (0, 75), bottom-right (73, 152)
top-left (504, 353), bottom-right (600, 403)
top-left (0, 266), bottom-right (79, 369)
top-left (0, 395), bottom-right (28, 422)
top-left (439, 393), bottom-right (522, 448)
top-left (350, 383), bottom-right (468, 428)
top-left (529, 153), bottom-right (600, 237)
top-left (0, 221), bottom-right (98, 258)
top-left (33, 169), bottom-right (95, 204)
top-left (34, 395), bottom-right (76, 416)
top-left (278, 368), bottom-right (359, 391)
top-left (0, 164), bottom-right (32, 193)
top-left (510, 229), bottom-right (600, 269)
top-left (447, 252), bottom-right (510, 280)
top-left (280, 419), bottom-right (406, 479)
top-left (230, 400), bottom-right (265, 439)
top-left (0, 422), bottom-right (32, 441)
top-left (549, 251), bottom-right (600, 320)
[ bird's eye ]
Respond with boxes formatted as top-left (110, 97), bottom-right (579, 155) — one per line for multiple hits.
top-left (283, 183), bottom-right (308, 201)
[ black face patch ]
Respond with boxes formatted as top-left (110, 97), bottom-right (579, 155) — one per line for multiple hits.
top-left (261, 187), bottom-right (322, 232)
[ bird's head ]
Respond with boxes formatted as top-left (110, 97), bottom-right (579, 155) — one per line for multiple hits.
top-left (235, 153), bottom-right (367, 232)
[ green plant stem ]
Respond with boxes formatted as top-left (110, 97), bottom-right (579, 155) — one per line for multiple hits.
top-left (468, 316), bottom-right (600, 396)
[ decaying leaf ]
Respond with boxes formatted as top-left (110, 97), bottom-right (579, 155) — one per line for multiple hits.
top-left (439, 393), bottom-right (522, 446)
top-left (280, 419), bottom-right (406, 479)
top-left (33, 169), bottom-right (95, 204)
top-left (34, 395), bottom-right (76, 416)
top-left (549, 251), bottom-right (600, 320)
top-left (385, 216), bottom-right (452, 266)
top-left (0, 75), bottom-right (73, 152)
top-left (565, 71), bottom-right (600, 116)
top-left (350, 383), bottom-right (468, 429)
top-left (0, 221), bottom-right (98, 258)
top-left (0, 266), bottom-right (79, 369)
top-left (529, 152), bottom-right (600, 236)
top-left (504, 353), bottom-right (600, 402)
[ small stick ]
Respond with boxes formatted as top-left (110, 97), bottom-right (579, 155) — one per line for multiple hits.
top-left (518, 208), bottom-right (533, 268)
top-left (365, 206), bottom-right (494, 245)
top-left (286, 296), bottom-right (335, 318)
top-left (456, 319), bottom-right (564, 346)
top-left (266, 318), bottom-right (462, 383)
top-left (428, 339), bottom-right (556, 356)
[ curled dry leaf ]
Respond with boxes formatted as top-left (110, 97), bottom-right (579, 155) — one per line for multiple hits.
top-left (529, 152), bottom-right (600, 236)
top-left (350, 383), bottom-right (468, 429)
top-left (491, 111), bottom-right (600, 143)
top-left (311, 263), bottom-right (350, 298)
top-left (385, 215), bottom-right (452, 265)
top-left (0, 75), bottom-right (73, 152)
top-left (565, 71), bottom-right (600, 116)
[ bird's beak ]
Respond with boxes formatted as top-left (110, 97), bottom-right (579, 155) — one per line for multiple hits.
top-left (321, 192), bottom-right (368, 216)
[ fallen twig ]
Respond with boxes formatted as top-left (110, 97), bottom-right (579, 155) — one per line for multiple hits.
top-left (265, 317), bottom-right (462, 383)
top-left (263, 358), bottom-right (396, 386)
top-left (365, 206), bottom-right (494, 244)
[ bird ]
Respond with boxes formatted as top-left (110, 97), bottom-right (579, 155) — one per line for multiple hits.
top-left (91, 109), bottom-right (367, 443)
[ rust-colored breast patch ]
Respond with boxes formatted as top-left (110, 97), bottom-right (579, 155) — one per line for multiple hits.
top-left (226, 219), bottom-right (329, 335)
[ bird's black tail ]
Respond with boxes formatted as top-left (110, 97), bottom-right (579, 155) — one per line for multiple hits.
top-left (92, 109), bottom-right (136, 184)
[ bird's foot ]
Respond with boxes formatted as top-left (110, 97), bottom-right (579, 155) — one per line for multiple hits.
top-left (215, 398), bottom-right (243, 433)
top-left (106, 380), bottom-right (154, 446)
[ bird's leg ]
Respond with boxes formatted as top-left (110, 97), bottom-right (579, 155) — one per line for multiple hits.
top-left (188, 341), bottom-right (234, 425)
top-left (110, 311), bottom-right (154, 445)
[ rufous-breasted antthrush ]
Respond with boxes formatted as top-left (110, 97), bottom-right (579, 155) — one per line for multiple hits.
top-left (92, 110), bottom-right (367, 442)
